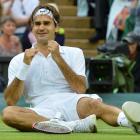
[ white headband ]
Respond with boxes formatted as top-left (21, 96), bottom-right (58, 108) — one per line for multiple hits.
top-left (34, 8), bottom-right (57, 24)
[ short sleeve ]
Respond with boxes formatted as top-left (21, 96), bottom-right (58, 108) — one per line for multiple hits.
top-left (8, 53), bottom-right (24, 85)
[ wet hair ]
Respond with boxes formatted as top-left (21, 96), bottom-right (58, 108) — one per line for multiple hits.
top-left (29, 3), bottom-right (60, 27)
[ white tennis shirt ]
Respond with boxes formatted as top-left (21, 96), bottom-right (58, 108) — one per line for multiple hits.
top-left (8, 45), bottom-right (86, 106)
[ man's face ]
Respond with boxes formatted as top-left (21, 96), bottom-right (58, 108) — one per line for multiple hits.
top-left (128, 42), bottom-right (137, 59)
top-left (32, 15), bottom-right (57, 44)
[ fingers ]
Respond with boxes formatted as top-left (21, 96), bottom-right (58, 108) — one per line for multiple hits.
top-left (47, 41), bottom-right (60, 59)
top-left (24, 48), bottom-right (39, 65)
top-left (48, 40), bottom-right (59, 52)
top-left (23, 41), bottom-right (60, 65)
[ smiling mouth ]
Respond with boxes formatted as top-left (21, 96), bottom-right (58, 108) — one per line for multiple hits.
top-left (38, 33), bottom-right (48, 35)
top-left (38, 33), bottom-right (48, 36)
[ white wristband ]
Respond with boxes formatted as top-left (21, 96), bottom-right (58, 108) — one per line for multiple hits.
top-left (16, 62), bottom-right (30, 81)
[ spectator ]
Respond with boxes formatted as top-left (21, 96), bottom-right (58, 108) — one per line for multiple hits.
top-left (132, 0), bottom-right (140, 35)
top-left (106, 0), bottom-right (138, 42)
top-left (1, 0), bottom-right (39, 39)
top-left (88, 0), bottom-right (110, 43)
top-left (1, 0), bottom-right (13, 16)
top-left (77, 0), bottom-right (88, 17)
top-left (98, 32), bottom-right (140, 93)
top-left (122, 32), bottom-right (140, 92)
top-left (0, 16), bottom-right (22, 56)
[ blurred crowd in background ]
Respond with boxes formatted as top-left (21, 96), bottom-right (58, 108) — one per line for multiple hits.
top-left (0, 0), bottom-right (140, 93)
top-left (0, 0), bottom-right (140, 56)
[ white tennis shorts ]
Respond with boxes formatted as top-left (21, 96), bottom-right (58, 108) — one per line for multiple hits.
top-left (29, 93), bottom-right (102, 121)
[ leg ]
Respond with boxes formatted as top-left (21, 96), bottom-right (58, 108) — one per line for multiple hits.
top-left (33, 114), bottom-right (97, 133)
top-left (2, 106), bottom-right (73, 133)
top-left (122, 101), bottom-right (140, 133)
top-left (77, 97), bottom-right (121, 126)
top-left (2, 106), bottom-right (47, 131)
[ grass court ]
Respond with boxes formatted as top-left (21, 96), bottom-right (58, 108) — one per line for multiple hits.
top-left (0, 117), bottom-right (139, 140)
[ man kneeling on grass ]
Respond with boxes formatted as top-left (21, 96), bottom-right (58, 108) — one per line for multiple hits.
top-left (2, 3), bottom-right (140, 134)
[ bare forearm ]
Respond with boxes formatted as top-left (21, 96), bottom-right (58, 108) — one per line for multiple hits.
top-left (14, 18), bottom-right (29, 27)
top-left (4, 78), bottom-right (24, 106)
top-left (54, 55), bottom-right (87, 93)
top-left (4, 48), bottom-right (37, 105)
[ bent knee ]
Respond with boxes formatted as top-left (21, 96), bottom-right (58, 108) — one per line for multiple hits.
top-left (2, 106), bottom-right (17, 124)
top-left (88, 99), bottom-right (104, 117)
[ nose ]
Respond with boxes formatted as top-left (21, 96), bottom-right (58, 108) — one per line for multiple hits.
top-left (9, 25), bottom-right (16, 32)
top-left (39, 23), bottom-right (45, 30)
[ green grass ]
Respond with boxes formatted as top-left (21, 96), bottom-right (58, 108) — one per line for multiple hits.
top-left (0, 119), bottom-right (139, 140)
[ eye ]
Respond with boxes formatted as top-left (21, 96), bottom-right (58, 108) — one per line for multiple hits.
top-left (43, 21), bottom-right (50, 25)
top-left (34, 21), bottom-right (41, 26)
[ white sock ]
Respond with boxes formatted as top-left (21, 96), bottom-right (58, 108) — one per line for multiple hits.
top-left (51, 115), bottom-right (96, 132)
top-left (117, 112), bottom-right (131, 127)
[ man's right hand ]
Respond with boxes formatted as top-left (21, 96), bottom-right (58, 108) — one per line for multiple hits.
top-left (24, 48), bottom-right (39, 65)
